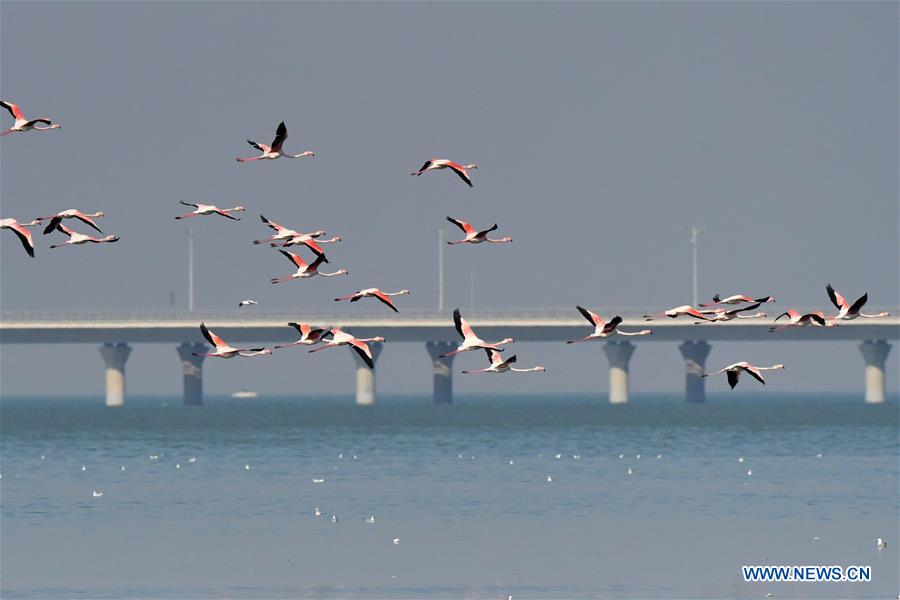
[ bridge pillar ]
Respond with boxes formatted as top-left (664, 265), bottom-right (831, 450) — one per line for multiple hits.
top-left (426, 341), bottom-right (456, 404)
top-left (679, 340), bottom-right (711, 403)
top-left (351, 342), bottom-right (383, 405)
top-left (177, 343), bottom-right (207, 406)
top-left (99, 343), bottom-right (131, 407)
top-left (859, 340), bottom-right (891, 404)
top-left (602, 341), bottom-right (635, 404)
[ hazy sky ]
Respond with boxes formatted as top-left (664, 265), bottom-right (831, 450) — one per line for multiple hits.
top-left (1, 1), bottom-right (897, 397)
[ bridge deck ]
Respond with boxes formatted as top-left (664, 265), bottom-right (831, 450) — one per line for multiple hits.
top-left (2, 309), bottom-right (897, 344)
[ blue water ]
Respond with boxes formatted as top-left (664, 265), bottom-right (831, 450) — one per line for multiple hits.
top-left (1, 393), bottom-right (898, 598)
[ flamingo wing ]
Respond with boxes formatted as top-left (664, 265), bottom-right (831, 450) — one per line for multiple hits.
top-left (848, 293), bottom-right (868, 315)
top-left (576, 305), bottom-right (603, 327)
top-left (199, 323), bottom-right (228, 348)
top-left (260, 214), bottom-right (283, 231)
top-left (730, 302), bottom-right (761, 316)
top-left (7, 224), bottom-right (34, 257)
top-left (448, 164), bottom-right (473, 187)
top-left (602, 316), bottom-right (623, 333)
top-left (414, 160), bottom-right (432, 174)
top-left (0, 100), bottom-right (24, 121)
top-left (271, 121), bottom-right (287, 152)
top-left (42, 216), bottom-right (62, 235)
top-left (214, 209), bottom-right (240, 221)
top-left (372, 291), bottom-right (399, 312)
top-left (279, 249), bottom-right (307, 269)
top-left (301, 238), bottom-right (326, 256)
top-left (726, 370), bottom-right (740, 389)
top-left (74, 214), bottom-right (103, 234)
top-left (742, 366), bottom-right (766, 385)
top-left (309, 253), bottom-right (329, 271)
top-left (825, 284), bottom-right (848, 310)
top-left (349, 340), bottom-right (374, 368)
top-left (446, 216), bottom-right (474, 235)
top-left (453, 308), bottom-right (475, 340)
top-left (807, 312), bottom-right (826, 326)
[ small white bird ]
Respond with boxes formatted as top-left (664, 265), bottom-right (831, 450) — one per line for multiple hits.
top-left (877, 538), bottom-right (887, 549)
top-left (618, 453), bottom-right (624, 459)
top-left (314, 507), bottom-right (322, 517)
top-left (188, 457), bottom-right (197, 463)
top-left (546, 475), bottom-right (553, 483)
top-left (312, 478), bottom-right (325, 484)
top-left (244, 464), bottom-right (251, 470)
top-left (738, 457), bottom-right (744, 463)
top-left (392, 538), bottom-right (400, 545)
top-left (121, 465), bottom-right (126, 471)
top-left (627, 467), bottom-right (633, 475)
top-left (92, 490), bottom-right (104, 497)
top-left (238, 300), bottom-right (258, 307)
top-left (175, 463), bottom-right (181, 469)
top-left (149, 455), bottom-right (159, 460)
top-left (364, 515), bottom-right (375, 524)
top-left (331, 515), bottom-right (339, 523)
top-left (816, 453), bottom-right (822, 459)
top-left (747, 469), bottom-right (753, 476)
top-left (81, 465), bottom-right (87, 471)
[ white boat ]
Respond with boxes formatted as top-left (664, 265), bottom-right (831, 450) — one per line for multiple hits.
top-left (231, 389), bottom-right (259, 399)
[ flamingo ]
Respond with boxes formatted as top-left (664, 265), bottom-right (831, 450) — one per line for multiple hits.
top-left (699, 294), bottom-right (775, 307)
top-left (37, 210), bottom-right (104, 234)
top-left (446, 216), bottom-right (512, 245)
top-left (826, 284), bottom-right (889, 321)
top-left (410, 158), bottom-right (477, 187)
top-left (274, 322), bottom-right (327, 349)
top-left (462, 349), bottom-right (546, 374)
top-left (270, 250), bottom-right (348, 283)
top-left (334, 288), bottom-right (411, 312)
top-left (253, 214), bottom-right (305, 244)
top-left (643, 305), bottom-right (716, 322)
top-left (567, 306), bottom-right (652, 343)
top-left (695, 303), bottom-right (767, 323)
top-left (769, 310), bottom-right (827, 333)
top-left (703, 361), bottom-right (785, 389)
top-left (441, 308), bottom-right (515, 357)
top-left (192, 323), bottom-right (270, 358)
top-left (1, 218), bottom-right (40, 257)
top-left (0, 100), bottom-right (61, 135)
top-left (308, 328), bottom-right (385, 369)
top-left (274, 234), bottom-right (341, 256)
top-left (175, 201), bottom-right (244, 220)
top-left (236, 121), bottom-right (314, 162)
top-left (47, 222), bottom-right (118, 248)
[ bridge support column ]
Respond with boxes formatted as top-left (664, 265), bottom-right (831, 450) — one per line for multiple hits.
top-left (351, 342), bottom-right (383, 405)
top-left (177, 343), bottom-right (207, 406)
top-left (602, 341), bottom-right (635, 404)
top-left (99, 343), bottom-right (131, 407)
top-left (859, 340), bottom-right (891, 404)
top-left (426, 342), bottom-right (456, 404)
top-left (679, 341), bottom-right (711, 403)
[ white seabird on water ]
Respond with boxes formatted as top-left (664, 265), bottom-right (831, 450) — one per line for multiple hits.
top-left (188, 457), bottom-right (197, 463)
top-left (546, 475), bottom-right (553, 483)
top-left (238, 300), bottom-right (258, 307)
top-left (627, 467), bottom-right (633, 475)
top-left (331, 515), bottom-right (339, 523)
top-left (738, 457), bottom-right (744, 463)
top-left (747, 469), bottom-right (753, 476)
top-left (876, 538), bottom-right (887, 549)
top-left (81, 465), bottom-right (87, 471)
top-left (92, 490), bottom-right (104, 497)
top-left (244, 464), bottom-right (251, 471)
top-left (314, 507), bottom-right (322, 517)
top-left (392, 538), bottom-right (400, 545)
top-left (121, 465), bottom-right (126, 471)
top-left (312, 478), bottom-right (325, 484)
top-left (364, 515), bottom-right (375, 524)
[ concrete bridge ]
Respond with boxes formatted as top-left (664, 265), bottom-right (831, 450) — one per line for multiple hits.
top-left (1, 308), bottom-right (897, 406)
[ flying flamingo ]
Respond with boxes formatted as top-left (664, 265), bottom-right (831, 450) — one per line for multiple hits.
top-left (192, 323), bottom-right (270, 358)
top-left (826, 284), bottom-right (890, 321)
top-left (270, 250), bottom-right (348, 283)
top-left (695, 303), bottom-right (767, 323)
top-left (769, 310), bottom-right (827, 333)
top-left (446, 216), bottom-right (512, 245)
top-left (175, 201), bottom-right (244, 220)
top-left (699, 294), bottom-right (775, 307)
top-left (1, 218), bottom-right (40, 257)
top-left (643, 305), bottom-right (716, 322)
top-left (462, 349), bottom-right (546, 374)
top-left (308, 328), bottom-right (385, 369)
top-left (703, 361), bottom-right (785, 389)
top-left (0, 100), bottom-right (61, 135)
top-left (253, 215), bottom-right (305, 244)
top-left (48, 222), bottom-right (118, 248)
top-left (567, 306), bottom-right (652, 343)
top-left (37, 210), bottom-right (104, 234)
top-left (274, 322), bottom-right (327, 349)
top-left (274, 234), bottom-right (342, 255)
top-left (236, 121), bottom-right (314, 162)
top-left (441, 308), bottom-right (515, 357)
top-left (334, 288), bottom-right (411, 312)
top-left (410, 159), bottom-right (477, 187)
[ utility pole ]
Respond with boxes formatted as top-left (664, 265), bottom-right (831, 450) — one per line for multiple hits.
top-left (691, 226), bottom-right (699, 307)
top-left (187, 228), bottom-right (194, 312)
top-left (438, 228), bottom-right (445, 313)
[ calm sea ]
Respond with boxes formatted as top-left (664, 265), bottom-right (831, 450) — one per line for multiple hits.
top-left (1, 393), bottom-right (897, 599)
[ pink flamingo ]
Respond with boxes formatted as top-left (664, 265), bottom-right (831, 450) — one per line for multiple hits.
top-left (411, 158), bottom-right (477, 187)
top-left (1, 218), bottom-right (40, 257)
top-left (462, 349), bottom-right (545, 374)
top-left (175, 201), bottom-right (244, 220)
top-left (334, 288), bottom-right (411, 312)
top-left (567, 306), bottom-right (652, 343)
top-left (446, 216), bottom-right (512, 245)
top-left (769, 310), bottom-right (827, 333)
top-left (270, 250), bottom-right (348, 283)
top-left (274, 322), bottom-right (328, 350)
top-left (274, 234), bottom-right (341, 255)
top-left (193, 323), bottom-right (270, 358)
top-left (441, 308), bottom-right (514, 357)
top-left (0, 100), bottom-right (60, 135)
top-left (253, 215), bottom-right (303, 244)
top-left (37, 210), bottom-right (104, 234)
top-left (308, 328), bottom-right (385, 369)
top-left (699, 294), bottom-right (775, 307)
top-left (48, 222), bottom-right (118, 248)
top-left (236, 121), bottom-right (314, 162)
top-left (703, 361), bottom-right (785, 389)
top-left (695, 303), bottom-right (767, 323)
top-left (643, 305), bottom-right (716, 322)
top-left (826, 284), bottom-right (890, 321)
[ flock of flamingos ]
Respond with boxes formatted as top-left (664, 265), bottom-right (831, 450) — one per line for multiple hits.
top-left (0, 100), bottom-right (891, 389)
